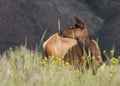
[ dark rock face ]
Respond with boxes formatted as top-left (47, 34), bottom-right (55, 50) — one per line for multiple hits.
top-left (81, 0), bottom-right (120, 20)
top-left (85, 0), bottom-right (120, 56)
top-left (98, 15), bottom-right (120, 56)
top-left (0, 0), bottom-right (120, 56)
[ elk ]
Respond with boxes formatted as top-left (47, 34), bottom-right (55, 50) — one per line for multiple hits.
top-left (43, 17), bottom-right (103, 74)
top-left (43, 33), bottom-right (77, 58)
top-left (59, 17), bottom-right (103, 74)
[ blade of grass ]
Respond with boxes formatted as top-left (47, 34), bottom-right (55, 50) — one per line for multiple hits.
top-left (58, 19), bottom-right (61, 35)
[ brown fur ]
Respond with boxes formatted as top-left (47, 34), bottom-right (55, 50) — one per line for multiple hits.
top-left (43, 33), bottom-right (77, 58)
top-left (60, 17), bottom-right (103, 74)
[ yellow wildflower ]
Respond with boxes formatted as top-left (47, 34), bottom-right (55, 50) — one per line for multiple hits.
top-left (118, 56), bottom-right (120, 59)
top-left (97, 56), bottom-right (101, 59)
top-left (65, 62), bottom-right (70, 66)
top-left (81, 56), bottom-right (85, 60)
top-left (110, 57), bottom-right (118, 65)
top-left (49, 55), bottom-right (55, 60)
top-left (103, 50), bottom-right (107, 53)
top-left (61, 56), bottom-right (64, 59)
top-left (67, 64), bottom-right (72, 69)
top-left (44, 57), bottom-right (48, 61)
top-left (40, 61), bottom-right (46, 65)
top-left (92, 56), bottom-right (95, 60)
top-left (65, 61), bottom-right (73, 69)
top-left (118, 56), bottom-right (120, 63)
top-left (109, 67), bottom-right (116, 78)
top-left (110, 50), bottom-right (114, 54)
top-left (110, 68), bottom-right (115, 74)
top-left (55, 56), bottom-right (58, 59)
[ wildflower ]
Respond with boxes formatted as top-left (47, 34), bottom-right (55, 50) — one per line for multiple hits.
top-left (81, 56), bottom-right (85, 60)
top-left (110, 50), bottom-right (114, 57)
top-left (61, 60), bottom-right (64, 64)
top-left (49, 55), bottom-right (55, 60)
top-left (118, 56), bottom-right (120, 59)
top-left (65, 61), bottom-right (72, 69)
top-left (67, 64), bottom-right (72, 69)
top-left (92, 56), bottom-right (95, 60)
top-left (97, 56), bottom-right (101, 59)
top-left (40, 61), bottom-right (46, 65)
top-left (55, 56), bottom-right (58, 59)
top-left (110, 67), bottom-right (115, 74)
top-left (109, 66), bottom-right (116, 78)
top-left (103, 50), bottom-right (107, 53)
top-left (110, 50), bottom-right (114, 54)
top-left (118, 56), bottom-right (120, 61)
top-left (61, 56), bottom-right (64, 59)
top-left (43, 57), bottom-right (48, 61)
top-left (118, 56), bottom-right (120, 63)
top-left (110, 65), bottom-right (116, 73)
top-left (65, 62), bottom-right (70, 66)
top-left (110, 57), bottom-right (118, 65)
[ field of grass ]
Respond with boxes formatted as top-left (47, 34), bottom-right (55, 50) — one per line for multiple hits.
top-left (0, 46), bottom-right (120, 86)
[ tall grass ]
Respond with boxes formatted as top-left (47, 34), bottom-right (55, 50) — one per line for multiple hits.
top-left (0, 46), bottom-right (120, 86)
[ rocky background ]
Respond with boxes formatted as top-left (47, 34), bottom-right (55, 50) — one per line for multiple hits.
top-left (0, 0), bottom-right (120, 56)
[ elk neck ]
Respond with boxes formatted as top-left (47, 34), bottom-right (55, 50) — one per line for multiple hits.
top-left (76, 34), bottom-right (92, 50)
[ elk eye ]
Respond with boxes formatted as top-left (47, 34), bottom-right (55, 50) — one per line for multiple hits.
top-left (71, 26), bottom-right (75, 29)
top-left (75, 24), bottom-right (80, 28)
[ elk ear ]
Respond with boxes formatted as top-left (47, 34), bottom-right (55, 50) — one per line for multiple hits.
top-left (74, 17), bottom-right (84, 29)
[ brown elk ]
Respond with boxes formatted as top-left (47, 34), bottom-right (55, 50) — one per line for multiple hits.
top-left (59, 17), bottom-right (103, 74)
top-left (43, 17), bottom-right (103, 74)
top-left (43, 33), bottom-right (77, 58)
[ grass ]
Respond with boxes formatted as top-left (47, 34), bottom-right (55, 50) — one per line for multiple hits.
top-left (0, 46), bottom-right (120, 86)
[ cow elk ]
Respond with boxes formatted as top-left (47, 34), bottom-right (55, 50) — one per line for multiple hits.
top-left (43, 17), bottom-right (103, 75)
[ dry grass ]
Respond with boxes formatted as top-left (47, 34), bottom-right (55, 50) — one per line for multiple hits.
top-left (0, 46), bottom-right (120, 86)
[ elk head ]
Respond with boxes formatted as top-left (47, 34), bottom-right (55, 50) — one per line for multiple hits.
top-left (59, 17), bottom-right (90, 43)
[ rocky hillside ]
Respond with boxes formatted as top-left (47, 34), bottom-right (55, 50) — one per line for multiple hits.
top-left (0, 0), bottom-right (120, 56)
top-left (84, 0), bottom-right (120, 56)
top-left (98, 14), bottom-right (120, 56)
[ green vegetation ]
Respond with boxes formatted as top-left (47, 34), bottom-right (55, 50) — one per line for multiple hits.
top-left (0, 46), bottom-right (120, 86)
